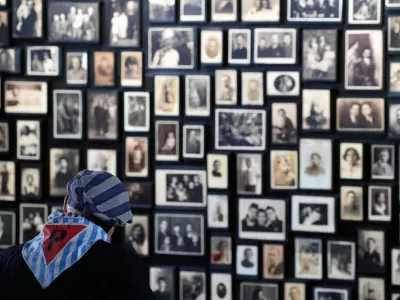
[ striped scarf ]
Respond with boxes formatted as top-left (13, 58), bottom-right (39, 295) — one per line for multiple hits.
top-left (22, 211), bottom-right (109, 289)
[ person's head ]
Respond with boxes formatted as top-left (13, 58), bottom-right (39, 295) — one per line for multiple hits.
top-left (236, 34), bottom-right (245, 48)
top-left (346, 191), bottom-right (357, 205)
top-left (131, 223), bottom-right (145, 243)
top-left (277, 108), bottom-right (286, 118)
top-left (157, 277), bottom-right (167, 291)
top-left (266, 206), bottom-right (277, 221)
top-left (189, 129), bottom-right (197, 140)
top-left (248, 203), bottom-right (258, 220)
top-left (271, 34), bottom-right (279, 46)
top-left (245, 157), bottom-right (252, 168)
top-left (206, 36), bottom-right (220, 58)
top-left (253, 0), bottom-right (262, 9)
top-left (267, 247), bottom-right (280, 265)
top-left (173, 223), bottom-right (181, 234)
top-left (362, 48), bottom-right (371, 59)
top-left (289, 286), bottom-right (300, 299)
top-left (378, 149), bottom-right (390, 163)
top-left (248, 79), bottom-right (258, 90)
top-left (186, 222), bottom-right (193, 233)
top-left (256, 208), bottom-right (267, 226)
top-left (60, 14), bottom-right (66, 21)
top-left (213, 159), bottom-right (221, 171)
top-left (310, 153), bottom-right (321, 167)
top-left (188, 181), bottom-right (194, 189)
top-left (59, 157), bottom-right (68, 170)
top-left (310, 101), bottom-right (323, 115)
top-left (26, 174), bottom-right (34, 185)
top-left (222, 75), bottom-right (231, 87)
top-left (160, 220), bottom-right (168, 231)
top-left (259, 38), bottom-right (266, 48)
top-left (53, 14), bottom-right (59, 22)
top-left (262, 0), bottom-right (270, 9)
top-left (161, 29), bottom-right (175, 50)
top-left (71, 56), bottom-right (82, 70)
top-left (343, 148), bottom-right (360, 166)
top-left (125, 56), bottom-right (139, 74)
top-left (244, 248), bottom-right (253, 260)
top-left (375, 192), bottom-right (386, 205)
top-left (216, 240), bottom-right (228, 252)
top-left (366, 237), bottom-right (376, 251)
top-left (283, 33), bottom-right (292, 45)
top-left (349, 103), bottom-right (360, 117)
top-left (43, 52), bottom-right (49, 60)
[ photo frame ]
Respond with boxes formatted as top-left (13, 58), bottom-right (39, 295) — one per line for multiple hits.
top-left (183, 125), bottom-right (204, 159)
top-left (207, 194), bottom-right (229, 229)
top-left (371, 145), bottom-right (395, 180)
top-left (0, 161), bottom-right (15, 201)
top-left (124, 214), bottom-right (149, 256)
top-left (340, 185), bottom-right (363, 221)
top-left (0, 48), bottom-right (20, 73)
top-left (271, 102), bottom-right (298, 144)
top-left (236, 153), bottom-right (262, 195)
top-left (207, 153), bottom-right (228, 189)
top-left (155, 75), bottom-right (180, 116)
top-left (314, 288), bottom-right (349, 300)
top-left (287, 0), bottom-right (342, 22)
top-left (12, 0), bottom-right (43, 38)
top-left (124, 136), bottom-right (148, 178)
top-left (53, 90), bottom-right (82, 139)
top-left (348, 0), bottom-right (381, 24)
top-left (93, 51), bottom-right (115, 86)
top-left (358, 277), bottom-right (384, 300)
top-left (124, 91), bottom-right (150, 132)
top-left (87, 149), bottom-right (117, 176)
top-left (228, 28), bottom-right (251, 65)
top-left (241, 0), bottom-right (280, 22)
top-left (185, 75), bottom-right (210, 116)
top-left (150, 266), bottom-right (175, 300)
top-left (284, 282), bottom-right (306, 300)
top-left (241, 72), bottom-right (264, 106)
top-left (392, 248), bottom-right (400, 286)
top-left (27, 45), bottom-right (60, 76)
top-left (301, 89), bottom-right (331, 131)
top-left (124, 182), bottom-right (152, 208)
top-left (263, 244), bottom-right (284, 279)
top-left (0, 11), bottom-right (9, 46)
top-left (65, 51), bottom-right (88, 85)
top-left (270, 150), bottom-right (298, 190)
top-left (211, 0), bottom-right (237, 22)
top-left (179, 270), bottom-right (206, 300)
top-left (295, 237), bottom-right (323, 280)
top-left (155, 120), bottom-right (179, 161)
top-left (266, 71), bottom-right (300, 96)
top-left (327, 240), bottom-right (356, 280)
top-left (389, 16), bottom-right (400, 52)
top-left (236, 244), bottom-right (258, 276)
top-left (210, 235), bottom-right (232, 265)
top-left (368, 185), bottom-right (392, 222)
top-left (20, 165), bottom-right (41, 200)
top-left (0, 122), bottom-right (9, 153)
top-left (0, 211), bottom-right (16, 248)
top-left (19, 203), bottom-right (48, 243)
top-left (120, 51), bottom-right (143, 87)
top-left (357, 229), bottom-right (385, 274)
top-left (215, 69), bottom-right (238, 105)
top-left (240, 282), bottom-right (278, 300)
top-left (201, 29), bottom-right (223, 64)
top-left (180, 0), bottom-right (205, 22)
top-left (210, 273), bottom-right (232, 300)
top-left (340, 142), bottom-right (363, 180)
top-left (16, 120), bottom-right (40, 160)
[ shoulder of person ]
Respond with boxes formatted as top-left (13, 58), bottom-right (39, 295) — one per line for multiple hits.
top-left (0, 244), bottom-right (24, 261)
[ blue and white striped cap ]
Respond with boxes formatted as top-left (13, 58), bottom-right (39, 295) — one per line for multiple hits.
top-left (66, 170), bottom-right (133, 226)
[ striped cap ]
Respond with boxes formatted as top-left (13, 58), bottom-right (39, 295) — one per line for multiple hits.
top-left (66, 170), bottom-right (133, 226)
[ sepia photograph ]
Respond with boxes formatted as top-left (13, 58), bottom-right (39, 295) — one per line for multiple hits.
top-left (392, 249), bottom-right (400, 285)
top-left (0, 161), bottom-right (15, 201)
top-left (180, 271), bottom-right (206, 300)
top-left (0, 123), bottom-right (9, 152)
top-left (212, 0), bottom-right (237, 21)
top-left (295, 237), bottom-right (322, 279)
top-left (0, 11), bottom-right (9, 46)
top-left (271, 102), bottom-right (297, 144)
top-left (211, 273), bottom-right (231, 300)
top-left (27, 46), bottom-right (59, 76)
top-left (150, 266), bottom-right (175, 300)
top-left (237, 154), bottom-right (262, 195)
top-left (16, 120), bottom-right (40, 160)
top-left (349, 0), bottom-right (381, 24)
top-left (0, 48), bottom-right (20, 73)
top-left (284, 282), bottom-right (305, 300)
top-left (124, 92), bottom-right (150, 132)
top-left (210, 236), bottom-right (232, 265)
top-left (19, 203), bottom-right (47, 243)
top-left (236, 245), bottom-right (258, 276)
top-left (0, 211), bottom-right (15, 248)
top-left (120, 51), bottom-right (142, 87)
top-left (125, 136), bottom-right (148, 177)
top-left (302, 89), bottom-right (331, 130)
top-left (358, 229), bottom-right (385, 274)
top-left (340, 142), bottom-right (363, 180)
top-left (263, 244), bottom-right (284, 279)
top-left (180, 0), bottom-right (205, 22)
top-left (155, 120), bottom-right (179, 161)
top-left (287, 0), bottom-right (342, 22)
top-left (327, 240), bottom-right (356, 280)
top-left (241, 72), bottom-right (263, 106)
top-left (207, 153), bottom-right (228, 189)
top-left (267, 71), bottom-right (300, 96)
top-left (241, 0), bottom-right (280, 22)
top-left (4, 80), bottom-right (47, 114)
top-left (20, 167), bottom-right (40, 199)
top-left (13, 0), bottom-right (42, 38)
top-left (389, 103), bottom-right (400, 137)
top-left (201, 29), bottom-right (223, 64)
top-left (124, 214), bottom-right (149, 256)
top-left (371, 145), bottom-right (395, 180)
top-left (155, 75), bottom-right (180, 116)
top-left (207, 194), bottom-right (229, 229)
top-left (389, 16), bottom-right (400, 51)
top-left (185, 75), bottom-right (210, 116)
top-left (66, 52), bottom-right (88, 85)
top-left (215, 69), bottom-right (237, 105)
top-left (53, 90), bottom-right (82, 139)
top-left (240, 282), bottom-right (278, 300)
top-left (94, 51), bottom-right (115, 86)
top-left (183, 125), bottom-right (204, 159)
top-left (270, 150), bottom-right (298, 190)
top-left (368, 186), bottom-right (391, 222)
top-left (340, 186), bottom-right (363, 221)
top-left (125, 182), bottom-right (152, 207)
top-left (87, 149), bottom-right (117, 176)
top-left (314, 288), bottom-right (349, 300)
top-left (228, 29), bottom-right (251, 65)
top-left (390, 62), bottom-right (400, 93)
top-left (358, 277), bottom-right (384, 300)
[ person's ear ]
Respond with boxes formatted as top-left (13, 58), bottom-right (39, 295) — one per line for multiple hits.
top-left (63, 194), bottom-right (69, 213)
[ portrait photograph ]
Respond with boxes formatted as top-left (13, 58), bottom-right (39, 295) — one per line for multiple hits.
top-left (180, 271), bottom-right (206, 300)
top-left (120, 51), bottom-right (142, 87)
top-left (211, 273), bottom-right (232, 300)
top-left (340, 186), bottom-right (363, 221)
top-left (124, 92), bottom-right (150, 132)
top-left (239, 198), bottom-right (286, 241)
top-left (0, 161), bottom-right (15, 201)
top-left (349, 0), bottom-right (381, 24)
top-left (368, 186), bottom-right (391, 222)
top-left (0, 122), bottom-right (9, 152)
top-left (358, 230), bottom-right (385, 274)
top-left (124, 214), bottom-right (149, 256)
top-left (201, 29), bottom-right (223, 64)
top-left (87, 149), bottom-right (117, 176)
top-left (240, 282), bottom-right (278, 300)
top-left (237, 154), bottom-right (262, 195)
top-left (19, 203), bottom-right (47, 243)
top-left (4, 80), bottom-right (47, 114)
top-left (299, 138), bottom-right (332, 190)
top-left (295, 237), bottom-right (322, 280)
top-left (241, 72), bottom-right (263, 106)
top-left (49, 148), bottom-right (79, 196)
top-left (389, 103), bottom-right (400, 137)
top-left (228, 29), bottom-right (251, 65)
top-left (155, 120), bottom-right (179, 161)
top-left (236, 245), bottom-right (258, 276)
top-left (302, 89), bottom-right (330, 130)
top-left (337, 98), bottom-right (385, 132)
top-left (0, 48), bottom-right (20, 73)
top-left (180, 0), bottom-right (205, 22)
top-left (267, 71), bottom-right (300, 96)
top-left (27, 46), bottom-right (59, 76)
top-left (392, 249), bottom-right (400, 285)
top-left (327, 240), bottom-right (356, 280)
top-left (271, 102), bottom-right (297, 144)
top-left (210, 236), bottom-right (232, 265)
top-left (16, 120), bottom-right (40, 160)
top-left (207, 153), bottom-right (228, 189)
top-left (284, 282), bottom-right (305, 300)
top-left (390, 62), bottom-right (400, 93)
top-left (215, 108), bottom-right (266, 151)
top-left (185, 75), bottom-right (210, 116)
top-left (241, 0), bottom-right (280, 22)
top-left (358, 277), bottom-right (384, 300)
top-left (389, 16), bottom-right (400, 51)
top-left (340, 142), bottom-right (363, 180)
top-left (371, 145), bottom-right (395, 180)
top-left (149, 0), bottom-right (175, 22)
top-left (387, 0), bottom-right (400, 6)
top-left (270, 150), bottom-right (298, 190)
top-left (94, 51), bottom-right (115, 86)
top-left (314, 288), bottom-right (349, 300)
top-left (155, 169), bottom-right (206, 208)
top-left (155, 75), bottom-right (180, 116)
top-left (125, 136), bottom-right (148, 177)
top-left (125, 182), bottom-right (152, 207)
top-left (254, 28), bottom-right (296, 64)
top-left (207, 194), bottom-right (229, 229)
top-left (150, 266), bottom-right (175, 300)
top-left (345, 30), bottom-right (383, 90)
top-left (263, 244), bottom-right (284, 279)
top-left (66, 51), bottom-right (88, 85)
top-left (0, 11), bottom-right (9, 46)
top-left (12, 0), bottom-right (42, 38)
top-left (20, 167), bottom-right (41, 199)
top-left (53, 90), bottom-right (82, 139)
top-left (212, 0), bottom-right (237, 21)
top-left (183, 125), bottom-right (204, 159)
top-left (287, 0), bottom-right (342, 22)
top-left (0, 211), bottom-right (15, 249)
top-left (148, 27), bottom-right (194, 69)
top-left (215, 69), bottom-right (237, 105)
top-left (155, 213), bottom-right (204, 256)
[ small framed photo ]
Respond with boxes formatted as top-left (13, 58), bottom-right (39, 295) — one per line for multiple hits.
top-left (270, 150), bottom-right (298, 190)
top-left (368, 185), bottom-right (391, 222)
top-left (240, 282), bottom-right (278, 300)
top-left (389, 16), bottom-right (400, 51)
top-left (51, 206), bottom-right (63, 213)
top-left (358, 277), bottom-right (384, 300)
top-left (12, 0), bottom-right (43, 38)
top-left (155, 120), bottom-right (179, 161)
top-left (4, 80), bottom-right (47, 114)
top-left (284, 282), bottom-right (306, 300)
top-left (211, 235), bottom-right (232, 265)
top-left (340, 185), bottom-right (363, 221)
top-left (349, 0), bottom-right (381, 24)
top-left (124, 214), bottom-right (149, 256)
top-left (180, 0), bottom-right (205, 22)
top-left (93, 51), bottom-right (114, 86)
top-left (124, 92), bottom-right (150, 132)
top-left (302, 89), bottom-right (331, 130)
top-left (392, 249), bottom-right (400, 285)
top-left (215, 108), bottom-right (266, 151)
top-left (295, 237), bottom-right (322, 280)
top-left (53, 90), bottom-right (82, 139)
top-left (314, 288), bottom-right (349, 300)
top-left (236, 153), bottom-right (262, 195)
top-left (340, 142), bottom-right (363, 180)
top-left (287, 0), bottom-right (342, 22)
top-left (207, 194), bottom-right (229, 228)
top-left (207, 153), bottom-right (228, 189)
top-left (150, 267), bottom-right (175, 300)
top-left (266, 71), bottom-right (300, 96)
top-left (155, 168), bottom-right (206, 208)
top-left (241, 72), bottom-right (264, 106)
top-left (0, 161), bottom-right (15, 201)
top-left (228, 29), bottom-right (251, 65)
top-left (299, 138), bottom-right (332, 190)
top-left (27, 46), bottom-right (59, 76)
top-left (0, 211), bottom-right (16, 248)
top-left (87, 149), bottom-right (117, 176)
top-left (19, 203), bottom-right (47, 243)
top-left (239, 198), bottom-right (286, 241)
top-left (358, 229), bottom-right (385, 273)
top-left (211, 0), bottom-right (237, 21)
top-left (148, 27), bottom-right (195, 69)
top-left (271, 102), bottom-right (297, 144)
top-left (180, 270), bottom-right (206, 300)
top-left (155, 75), bottom-right (180, 116)
top-left (155, 213), bottom-right (204, 256)
top-left (16, 120), bottom-right (40, 160)
top-left (120, 51), bottom-right (142, 87)
top-left (125, 182), bottom-right (152, 207)
top-left (236, 245), bottom-right (258, 276)
top-left (125, 136), bottom-right (148, 177)
top-left (241, 0), bottom-right (280, 22)
top-left (215, 69), bottom-right (237, 105)
top-left (0, 11), bottom-right (9, 46)
top-left (66, 52), bottom-right (88, 85)
top-left (327, 240), bottom-right (356, 280)
top-left (263, 244), bottom-right (284, 279)
top-left (0, 0), bottom-right (6, 6)
top-left (183, 125), bottom-right (204, 159)
top-left (387, 0), bottom-right (400, 7)
top-left (0, 122), bottom-right (9, 152)
top-left (0, 48), bottom-right (20, 73)
top-left (148, 0), bottom-right (175, 23)
top-left (371, 145), bottom-right (395, 179)
top-left (20, 166), bottom-right (41, 200)
top-left (211, 273), bottom-right (232, 300)
top-left (389, 102), bottom-right (400, 137)
top-left (201, 30), bottom-right (223, 64)
top-left (390, 61), bottom-right (400, 93)
top-left (393, 293), bottom-right (400, 300)
top-left (185, 75), bottom-right (210, 116)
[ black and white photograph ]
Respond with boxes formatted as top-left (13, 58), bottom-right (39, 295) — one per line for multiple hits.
top-left (125, 182), bottom-right (152, 207)
top-left (124, 214), bottom-right (149, 256)
top-left (180, 0), bottom-right (205, 22)
top-left (241, 72), bottom-right (263, 106)
top-left (302, 89), bottom-right (331, 130)
top-left (49, 148), bottom-right (80, 196)
top-left (87, 149), bottom-right (117, 176)
top-left (207, 194), bottom-right (229, 229)
top-left (215, 108), bottom-right (266, 151)
top-left (314, 288), bottom-right (349, 300)
top-left (0, 211), bottom-right (15, 248)
top-left (271, 102), bottom-right (297, 144)
top-left (236, 154), bottom-right (262, 195)
top-left (148, 0), bottom-right (175, 22)
top-left (20, 167), bottom-right (40, 199)
top-left (371, 145), bottom-right (395, 180)
top-left (390, 62), bottom-right (400, 93)
top-left (4, 80), bottom-right (47, 114)
top-left (241, 0), bottom-right (280, 22)
top-left (358, 277), bottom-right (384, 300)
top-left (254, 28), bottom-right (296, 64)
top-left (0, 11), bottom-right (9, 46)
top-left (155, 169), bottom-right (206, 208)
top-left (345, 30), bottom-right (383, 90)
top-left (201, 30), bottom-right (223, 64)
top-left (13, 0), bottom-right (42, 38)
top-left (180, 270), bottom-right (206, 300)
top-left (263, 244), bottom-right (284, 279)
top-left (124, 92), bottom-right (150, 132)
top-left (358, 230), bottom-right (385, 273)
top-left (302, 30), bottom-right (337, 81)
top-left (0, 123), bottom-right (9, 153)
top-left (211, 273), bottom-right (231, 300)
top-left (0, 161), bottom-right (15, 201)
top-left (228, 29), bottom-right (251, 65)
top-left (327, 240), bottom-right (356, 280)
top-left (295, 237), bottom-right (323, 279)
top-left (215, 69), bottom-right (237, 105)
top-left (389, 103), bottom-right (400, 137)
top-left (185, 75), bottom-right (210, 116)
top-left (19, 203), bottom-right (47, 243)
top-left (387, 0), bottom-right (400, 7)
top-left (66, 52), bottom-right (88, 85)
top-left (340, 142), bottom-right (363, 180)
top-left (212, 0), bottom-right (237, 21)
top-left (148, 27), bottom-right (195, 69)
top-left (210, 236), bottom-right (232, 265)
top-left (299, 138), bottom-right (332, 190)
top-left (239, 198), bottom-right (286, 241)
top-left (392, 249), bottom-right (400, 285)
top-left (240, 282), bottom-right (278, 300)
top-left (284, 282), bottom-right (306, 300)
top-left (16, 120), bottom-right (40, 160)
top-left (270, 150), bottom-right (298, 190)
top-left (340, 186), bottom-right (363, 221)
top-left (389, 16), bottom-right (400, 51)
top-left (287, 0), bottom-right (342, 22)
top-left (155, 213), bottom-right (204, 256)
top-left (125, 137), bottom-right (148, 177)
top-left (393, 294), bottom-right (400, 300)
top-left (53, 90), bottom-right (82, 139)
top-left (120, 51), bottom-right (142, 87)
top-left (183, 125), bottom-right (204, 159)
top-left (0, 48), bottom-right (20, 73)
top-left (155, 75), bottom-right (180, 116)
top-left (207, 153), bottom-right (228, 189)
top-left (155, 121), bottom-right (179, 161)
top-left (236, 245), bottom-right (258, 276)
top-left (27, 46), bottom-right (59, 76)
top-left (150, 267), bottom-right (175, 300)
top-left (266, 71), bottom-right (300, 96)
top-left (368, 186), bottom-right (391, 222)
top-left (349, 0), bottom-right (381, 24)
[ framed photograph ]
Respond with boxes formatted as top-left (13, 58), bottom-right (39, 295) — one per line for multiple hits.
top-left (0, 48), bottom-right (20, 73)
top-left (185, 75), bottom-right (210, 116)
top-left (236, 245), bottom-right (258, 276)
top-left (66, 52), bottom-right (88, 85)
top-left (228, 29), bottom-right (251, 65)
top-left (0, 122), bottom-right (9, 152)
top-left (271, 102), bottom-right (297, 144)
top-left (349, 0), bottom-right (381, 24)
top-left (180, 0), bottom-right (205, 22)
top-left (240, 282), bottom-right (278, 300)
top-left (125, 182), bottom-right (152, 207)
top-left (299, 138), bottom-right (332, 190)
top-left (371, 145), bottom-right (395, 179)
top-left (215, 108), bottom-right (266, 151)
top-left (358, 230), bottom-right (385, 273)
top-left (287, 0), bottom-right (342, 22)
top-left (211, 0), bottom-right (237, 21)
top-left (211, 236), bottom-right (232, 265)
top-left (201, 29), bottom-right (223, 64)
top-left (20, 166), bottom-right (41, 199)
top-left (27, 46), bottom-right (59, 76)
top-left (155, 75), bottom-right (180, 116)
top-left (124, 92), bottom-right (150, 132)
top-left (211, 273), bottom-right (232, 300)
top-left (340, 142), bottom-right (363, 180)
top-left (0, 11), bottom-right (9, 46)
top-left (284, 282), bottom-right (305, 300)
top-left (236, 154), bottom-right (262, 195)
top-left (155, 213), bottom-right (204, 256)
top-left (389, 17), bottom-right (400, 51)
top-left (87, 149), bottom-right (117, 176)
top-left (49, 148), bottom-right (80, 196)
top-left (94, 51), bottom-right (114, 86)
top-left (0, 211), bottom-right (15, 249)
top-left (87, 90), bottom-right (118, 140)
top-left (207, 194), bottom-right (229, 228)
top-left (183, 125), bottom-right (204, 159)
top-left (368, 186), bottom-right (391, 222)
top-left (345, 30), bottom-right (383, 90)
top-left (155, 120), bottom-right (179, 161)
top-left (239, 198), bottom-right (286, 241)
top-left (16, 120), bottom-right (40, 160)
top-left (0, 161), bottom-right (15, 201)
top-left (393, 294), bottom-right (400, 300)
top-left (150, 267), bottom-right (175, 300)
top-left (295, 237), bottom-right (322, 279)
top-left (180, 270), bottom-right (206, 300)
top-left (207, 153), bottom-right (228, 189)
top-left (327, 240), bottom-right (356, 280)
top-left (125, 136), bottom-right (148, 177)
top-left (241, 72), bottom-right (263, 106)
top-left (53, 90), bottom-right (82, 139)
top-left (155, 169), bottom-right (206, 208)
top-left (120, 51), bottom-right (142, 87)
top-left (270, 150), bottom-right (298, 190)
top-left (358, 277), bottom-right (384, 300)
top-left (4, 80), bottom-right (47, 114)
top-left (263, 244), bottom-right (284, 279)
top-left (387, 0), bottom-right (400, 7)
top-left (392, 249), bottom-right (400, 285)
top-left (390, 62), bottom-right (400, 93)
top-left (241, 0), bottom-right (280, 22)
top-left (215, 69), bottom-right (237, 105)
top-left (148, 27), bottom-right (195, 69)
top-left (254, 28), bottom-right (296, 64)
top-left (389, 102), bottom-right (400, 137)
top-left (337, 98), bottom-right (385, 132)
top-left (266, 71), bottom-right (300, 96)
top-left (340, 185), bottom-right (363, 221)
top-left (302, 89), bottom-right (330, 130)
top-left (48, 1), bottom-right (99, 42)
top-left (314, 288), bottom-right (349, 300)
top-left (19, 203), bottom-right (47, 243)
top-left (124, 214), bottom-right (149, 256)
top-left (12, 0), bottom-right (42, 38)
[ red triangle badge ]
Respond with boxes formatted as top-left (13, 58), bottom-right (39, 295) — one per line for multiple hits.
top-left (42, 224), bottom-right (86, 265)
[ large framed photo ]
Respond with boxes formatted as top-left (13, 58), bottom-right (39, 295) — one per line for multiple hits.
top-left (155, 75), bottom-right (180, 116)
top-left (124, 214), bottom-right (149, 256)
top-left (0, 122), bottom-right (9, 153)
top-left (0, 161), bottom-right (15, 201)
top-left (120, 51), bottom-right (142, 87)
top-left (155, 169), bottom-right (206, 208)
top-left (66, 52), bottom-right (88, 85)
top-left (150, 267), bottom-right (175, 300)
top-left (327, 240), bottom-right (355, 280)
top-left (358, 229), bottom-right (385, 274)
top-left (19, 203), bottom-right (47, 243)
top-left (389, 16), bottom-right (400, 51)
top-left (340, 142), bottom-right (363, 180)
top-left (4, 80), bottom-right (47, 114)
top-left (295, 237), bottom-right (322, 279)
top-left (148, 0), bottom-right (175, 22)
top-left (124, 92), bottom-right (150, 132)
top-left (155, 120), bottom-right (179, 161)
top-left (27, 46), bottom-right (59, 76)
top-left (16, 120), bottom-right (40, 160)
top-left (215, 108), bottom-right (266, 151)
top-left (93, 51), bottom-right (115, 86)
top-left (314, 288), bottom-right (349, 300)
top-left (271, 102), bottom-right (297, 144)
top-left (368, 185), bottom-right (391, 222)
top-left (228, 29), bottom-right (251, 65)
top-left (358, 277), bottom-right (384, 300)
top-left (155, 213), bottom-right (204, 256)
top-left (241, 72), bottom-right (263, 106)
top-left (215, 69), bottom-right (237, 105)
top-left (207, 194), bottom-right (229, 229)
top-left (211, 273), bottom-right (232, 300)
top-left (207, 153), bottom-right (228, 189)
top-left (183, 125), bottom-right (204, 159)
top-left (0, 48), bottom-right (20, 73)
top-left (180, 0), bottom-right (205, 22)
top-left (266, 71), bottom-right (300, 96)
top-left (371, 145), bottom-right (395, 180)
top-left (201, 30), bottom-right (223, 64)
top-left (287, 0), bottom-right (342, 22)
top-left (241, 0), bottom-right (280, 22)
top-left (240, 282), bottom-right (278, 300)
top-left (340, 185), bottom-right (363, 221)
top-left (237, 154), bottom-right (262, 195)
top-left (263, 244), bottom-right (284, 279)
top-left (12, 0), bottom-right (43, 38)
top-left (270, 150), bottom-right (298, 190)
top-left (0, 211), bottom-right (16, 248)
top-left (180, 270), bottom-right (206, 300)
top-left (185, 75), bottom-right (210, 116)
top-left (211, 0), bottom-right (237, 21)
top-left (349, 0), bottom-right (381, 24)
top-left (87, 149), bottom-right (117, 176)
top-left (302, 89), bottom-right (331, 130)
top-left (20, 166), bottom-right (41, 199)
top-left (0, 11), bottom-right (9, 46)
top-left (53, 90), bottom-right (82, 139)
top-left (125, 136), bottom-right (148, 177)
